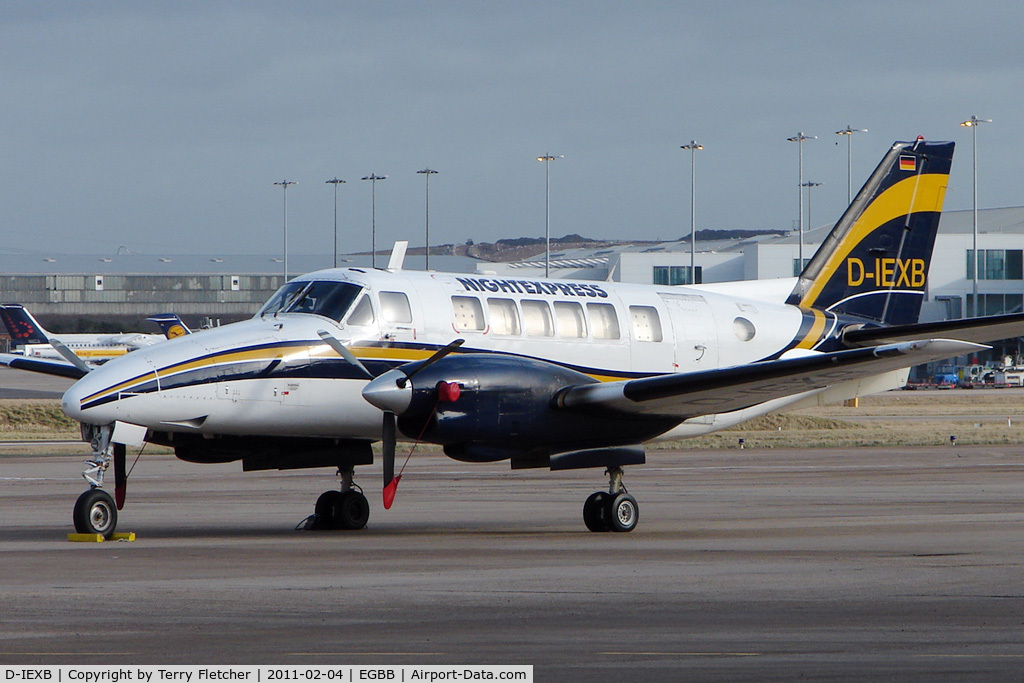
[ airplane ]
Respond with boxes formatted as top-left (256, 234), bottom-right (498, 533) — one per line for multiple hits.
top-left (6, 138), bottom-right (1024, 538)
top-left (146, 313), bottom-right (192, 339)
top-left (0, 304), bottom-right (173, 364)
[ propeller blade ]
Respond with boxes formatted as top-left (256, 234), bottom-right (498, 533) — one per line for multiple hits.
top-left (49, 338), bottom-right (93, 375)
top-left (113, 443), bottom-right (127, 510)
top-left (382, 411), bottom-right (399, 509)
top-left (398, 338), bottom-right (465, 385)
top-left (318, 330), bottom-right (374, 380)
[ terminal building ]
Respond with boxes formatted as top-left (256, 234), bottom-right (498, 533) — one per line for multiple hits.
top-left (482, 206), bottom-right (1024, 326)
top-left (1, 206), bottom-right (1022, 366)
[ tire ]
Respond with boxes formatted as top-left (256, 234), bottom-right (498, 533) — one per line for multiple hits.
top-left (73, 489), bottom-right (118, 539)
top-left (606, 492), bottom-right (639, 533)
top-left (336, 490), bottom-right (370, 530)
top-left (583, 491), bottom-right (611, 532)
top-left (314, 490), bottom-right (344, 530)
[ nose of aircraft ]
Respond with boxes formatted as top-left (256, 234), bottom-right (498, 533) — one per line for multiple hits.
top-left (61, 374), bottom-right (94, 423)
top-left (361, 369), bottom-right (413, 415)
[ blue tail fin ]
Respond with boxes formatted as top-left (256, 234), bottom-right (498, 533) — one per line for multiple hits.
top-left (0, 304), bottom-right (51, 345)
top-left (787, 139), bottom-right (954, 326)
top-left (147, 314), bottom-right (191, 339)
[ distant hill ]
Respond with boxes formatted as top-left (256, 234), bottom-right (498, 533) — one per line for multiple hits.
top-left (403, 229), bottom-right (787, 262)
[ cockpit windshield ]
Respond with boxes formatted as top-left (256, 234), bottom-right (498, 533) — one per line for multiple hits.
top-left (255, 281), bottom-right (364, 322)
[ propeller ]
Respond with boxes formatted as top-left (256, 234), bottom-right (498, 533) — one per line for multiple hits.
top-left (113, 443), bottom-right (127, 510)
top-left (317, 330), bottom-right (373, 379)
top-left (319, 330), bottom-right (465, 508)
top-left (49, 337), bottom-right (93, 375)
top-left (381, 410), bottom-right (398, 508)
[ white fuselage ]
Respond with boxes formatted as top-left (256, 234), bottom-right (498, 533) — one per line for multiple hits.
top-left (61, 267), bottom-right (886, 443)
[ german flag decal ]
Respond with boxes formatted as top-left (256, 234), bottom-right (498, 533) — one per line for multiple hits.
top-left (899, 155), bottom-right (916, 172)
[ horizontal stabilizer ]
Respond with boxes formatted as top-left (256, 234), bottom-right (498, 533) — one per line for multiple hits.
top-left (842, 312), bottom-right (1024, 347)
top-left (0, 353), bottom-right (88, 379)
top-left (558, 339), bottom-right (985, 419)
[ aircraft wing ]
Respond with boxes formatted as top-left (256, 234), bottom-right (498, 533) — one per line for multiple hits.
top-left (842, 312), bottom-right (1024, 347)
top-left (557, 339), bottom-right (984, 419)
top-left (0, 353), bottom-right (88, 379)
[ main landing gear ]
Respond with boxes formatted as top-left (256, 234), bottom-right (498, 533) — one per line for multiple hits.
top-left (583, 465), bottom-right (639, 533)
top-left (310, 465), bottom-right (370, 530)
top-left (73, 424), bottom-right (121, 539)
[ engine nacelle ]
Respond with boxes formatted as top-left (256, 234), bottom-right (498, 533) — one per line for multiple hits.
top-left (390, 354), bottom-right (677, 460)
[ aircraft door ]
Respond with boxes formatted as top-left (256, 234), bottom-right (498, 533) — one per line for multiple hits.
top-left (377, 290), bottom-right (419, 344)
top-left (626, 303), bottom-right (674, 374)
top-left (659, 293), bottom-right (719, 371)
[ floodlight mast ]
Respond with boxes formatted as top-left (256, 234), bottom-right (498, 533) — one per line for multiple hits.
top-left (361, 173), bottom-right (388, 268)
top-left (537, 154), bottom-right (563, 278)
top-left (326, 178), bottom-right (346, 269)
top-left (273, 180), bottom-right (296, 282)
top-left (835, 126), bottom-right (867, 204)
top-left (417, 169), bottom-right (438, 270)
top-left (786, 133), bottom-right (817, 270)
top-left (680, 141), bottom-right (703, 284)
top-left (960, 116), bottom-right (992, 316)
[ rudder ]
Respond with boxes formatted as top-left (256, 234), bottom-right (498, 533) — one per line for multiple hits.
top-left (787, 138), bottom-right (954, 326)
top-left (0, 304), bottom-right (50, 344)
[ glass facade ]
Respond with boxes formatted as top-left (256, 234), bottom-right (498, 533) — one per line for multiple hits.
top-left (966, 249), bottom-right (1023, 280)
top-left (653, 265), bottom-right (701, 285)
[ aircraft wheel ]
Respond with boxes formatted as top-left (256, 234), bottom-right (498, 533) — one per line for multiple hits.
top-left (313, 490), bottom-right (344, 530)
top-left (606, 492), bottom-right (639, 533)
top-left (73, 488), bottom-right (118, 539)
top-left (336, 490), bottom-right (370, 530)
top-left (583, 491), bottom-right (611, 532)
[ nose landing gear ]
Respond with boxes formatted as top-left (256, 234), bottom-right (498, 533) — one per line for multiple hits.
top-left (73, 424), bottom-right (121, 539)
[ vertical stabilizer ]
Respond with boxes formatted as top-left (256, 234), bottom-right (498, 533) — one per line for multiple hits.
top-left (0, 304), bottom-right (51, 345)
top-left (787, 139), bottom-right (954, 326)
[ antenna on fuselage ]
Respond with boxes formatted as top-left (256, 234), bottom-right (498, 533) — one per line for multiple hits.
top-left (387, 241), bottom-right (408, 271)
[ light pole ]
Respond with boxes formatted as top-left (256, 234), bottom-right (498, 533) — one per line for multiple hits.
top-left (537, 154), bottom-right (563, 278)
top-left (273, 180), bottom-right (296, 282)
top-left (802, 181), bottom-right (822, 234)
top-left (361, 173), bottom-right (388, 268)
top-left (417, 168), bottom-right (438, 270)
top-left (835, 126), bottom-right (867, 204)
top-left (326, 178), bottom-right (345, 269)
top-left (680, 141), bottom-right (703, 284)
top-left (787, 133), bottom-right (816, 271)
top-left (961, 116), bottom-right (991, 316)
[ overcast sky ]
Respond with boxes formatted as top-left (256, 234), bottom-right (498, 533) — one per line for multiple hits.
top-left (2, 1), bottom-right (1022, 260)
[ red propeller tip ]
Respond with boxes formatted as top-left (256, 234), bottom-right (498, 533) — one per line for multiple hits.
top-left (383, 475), bottom-right (402, 509)
top-left (115, 485), bottom-right (126, 511)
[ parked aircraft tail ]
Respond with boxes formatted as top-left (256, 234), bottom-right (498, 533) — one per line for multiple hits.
top-left (0, 304), bottom-right (51, 345)
top-left (147, 314), bottom-right (191, 339)
top-left (787, 138), bottom-right (954, 326)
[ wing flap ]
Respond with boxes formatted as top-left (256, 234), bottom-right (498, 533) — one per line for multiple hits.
top-left (842, 312), bottom-right (1024, 347)
top-left (558, 339), bottom-right (985, 419)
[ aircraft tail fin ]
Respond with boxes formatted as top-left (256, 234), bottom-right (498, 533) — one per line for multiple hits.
top-left (0, 304), bottom-right (51, 345)
top-left (786, 138), bottom-right (954, 326)
top-left (147, 314), bottom-right (191, 339)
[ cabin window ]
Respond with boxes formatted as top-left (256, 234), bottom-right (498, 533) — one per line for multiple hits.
top-left (521, 300), bottom-right (554, 337)
top-left (452, 296), bottom-right (485, 331)
top-left (587, 303), bottom-right (620, 340)
top-left (733, 316), bottom-right (756, 342)
top-left (554, 301), bottom-right (587, 338)
top-left (380, 291), bottom-right (412, 323)
top-left (487, 298), bottom-right (521, 336)
top-left (346, 294), bottom-right (375, 326)
top-left (629, 305), bottom-right (663, 342)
